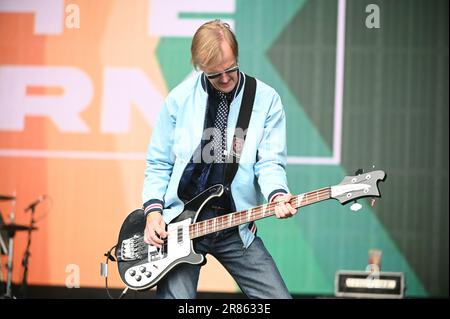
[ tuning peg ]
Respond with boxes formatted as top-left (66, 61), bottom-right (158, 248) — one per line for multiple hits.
top-left (370, 198), bottom-right (376, 207)
top-left (355, 168), bottom-right (364, 175)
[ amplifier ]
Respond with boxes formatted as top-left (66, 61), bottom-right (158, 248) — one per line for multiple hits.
top-left (335, 270), bottom-right (405, 298)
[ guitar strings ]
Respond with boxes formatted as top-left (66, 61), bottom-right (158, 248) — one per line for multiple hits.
top-left (134, 186), bottom-right (330, 252)
top-left (153, 187), bottom-right (330, 241)
top-left (189, 187), bottom-right (331, 238)
top-left (137, 187), bottom-right (331, 247)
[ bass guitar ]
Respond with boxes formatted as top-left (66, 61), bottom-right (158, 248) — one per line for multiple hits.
top-left (116, 170), bottom-right (386, 290)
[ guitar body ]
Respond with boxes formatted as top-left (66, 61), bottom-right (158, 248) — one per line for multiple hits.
top-left (116, 184), bottom-right (224, 290)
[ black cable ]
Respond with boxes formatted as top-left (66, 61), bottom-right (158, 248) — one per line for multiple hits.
top-left (104, 245), bottom-right (128, 299)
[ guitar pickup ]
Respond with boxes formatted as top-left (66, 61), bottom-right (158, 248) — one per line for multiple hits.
top-left (177, 226), bottom-right (183, 244)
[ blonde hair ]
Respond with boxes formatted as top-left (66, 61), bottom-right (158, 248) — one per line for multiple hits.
top-left (191, 20), bottom-right (238, 70)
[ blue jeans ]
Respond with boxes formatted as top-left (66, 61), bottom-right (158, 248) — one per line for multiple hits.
top-left (155, 228), bottom-right (292, 299)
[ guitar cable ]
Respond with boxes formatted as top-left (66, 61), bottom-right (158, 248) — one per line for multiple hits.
top-left (102, 244), bottom-right (129, 299)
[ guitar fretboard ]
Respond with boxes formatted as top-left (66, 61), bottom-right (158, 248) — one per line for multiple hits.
top-left (189, 187), bottom-right (331, 239)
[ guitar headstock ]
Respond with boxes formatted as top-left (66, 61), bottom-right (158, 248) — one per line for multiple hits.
top-left (331, 170), bottom-right (386, 205)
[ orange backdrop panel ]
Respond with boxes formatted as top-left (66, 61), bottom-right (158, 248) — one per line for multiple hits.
top-left (0, 0), bottom-right (236, 292)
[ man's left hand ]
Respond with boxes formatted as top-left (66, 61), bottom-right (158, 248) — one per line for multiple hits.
top-left (273, 193), bottom-right (298, 219)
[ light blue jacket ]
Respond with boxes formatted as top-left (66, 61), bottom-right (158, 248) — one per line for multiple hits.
top-left (142, 72), bottom-right (289, 248)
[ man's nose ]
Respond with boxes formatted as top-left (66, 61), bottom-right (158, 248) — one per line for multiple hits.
top-left (219, 72), bottom-right (230, 81)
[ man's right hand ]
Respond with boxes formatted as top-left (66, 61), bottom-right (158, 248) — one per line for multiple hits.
top-left (144, 212), bottom-right (168, 248)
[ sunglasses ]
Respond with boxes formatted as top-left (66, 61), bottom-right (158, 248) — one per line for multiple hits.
top-left (204, 64), bottom-right (239, 80)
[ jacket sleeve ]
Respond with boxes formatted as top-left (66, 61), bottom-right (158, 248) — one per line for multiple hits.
top-left (254, 91), bottom-right (290, 202)
top-left (142, 95), bottom-right (178, 216)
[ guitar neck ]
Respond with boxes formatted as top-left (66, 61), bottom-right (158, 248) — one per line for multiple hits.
top-left (189, 187), bottom-right (331, 239)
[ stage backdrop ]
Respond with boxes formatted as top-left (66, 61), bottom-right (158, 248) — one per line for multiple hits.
top-left (0, 0), bottom-right (448, 297)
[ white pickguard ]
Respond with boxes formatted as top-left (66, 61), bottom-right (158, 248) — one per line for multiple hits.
top-left (123, 218), bottom-right (193, 288)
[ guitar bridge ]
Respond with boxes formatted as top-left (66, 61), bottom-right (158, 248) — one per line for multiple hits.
top-left (148, 244), bottom-right (167, 262)
top-left (120, 234), bottom-right (142, 261)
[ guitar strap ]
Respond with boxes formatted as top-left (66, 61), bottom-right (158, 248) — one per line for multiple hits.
top-left (224, 75), bottom-right (256, 186)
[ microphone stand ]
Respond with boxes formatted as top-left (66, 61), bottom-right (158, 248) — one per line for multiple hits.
top-left (20, 205), bottom-right (36, 298)
top-left (2, 209), bottom-right (16, 299)
top-left (3, 227), bottom-right (15, 299)
top-left (1, 195), bottom-right (17, 299)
